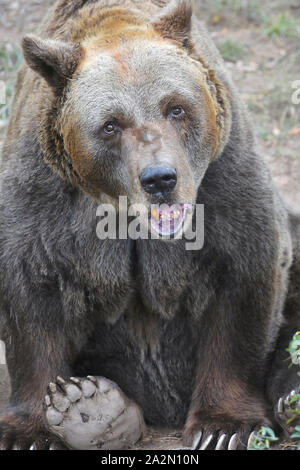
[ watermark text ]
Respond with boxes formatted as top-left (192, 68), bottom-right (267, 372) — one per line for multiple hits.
top-left (0, 81), bottom-right (6, 105)
top-left (0, 340), bottom-right (6, 365)
top-left (96, 197), bottom-right (205, 251)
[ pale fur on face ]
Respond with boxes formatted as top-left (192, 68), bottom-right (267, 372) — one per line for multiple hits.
top-left (60, 39), bottom-right (218, 206)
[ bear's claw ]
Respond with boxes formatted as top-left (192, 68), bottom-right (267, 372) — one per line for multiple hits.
top-left (178, 429), bottom-right (259, 450)
top-left (275, 388), bottom-right (300, 435)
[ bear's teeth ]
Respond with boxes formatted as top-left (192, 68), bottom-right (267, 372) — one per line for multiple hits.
top-left (151, 208), bottom-right (159, 221)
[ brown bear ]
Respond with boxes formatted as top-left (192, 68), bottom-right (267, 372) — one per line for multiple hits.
top-left (0, 0), bottom-right (299, 450)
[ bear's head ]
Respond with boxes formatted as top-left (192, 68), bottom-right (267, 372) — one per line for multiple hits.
top-left (22, 0), bottom-right (231, 238)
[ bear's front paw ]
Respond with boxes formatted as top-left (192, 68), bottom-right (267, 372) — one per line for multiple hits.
top-left (44, 375), bottom-right (144, 450)
top-left (183, 417), bottom-right (269, 450)
top-left (0, 409), bottom-right (57, 450)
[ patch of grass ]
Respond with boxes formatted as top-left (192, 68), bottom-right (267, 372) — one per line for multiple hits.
top-left (218, 40), bottom-right (248, 62)
top-left (262, 13), bottom-right (300, 38)
top-left (255, 81), bottom-right (300, 148)
top-left (206, 0), bottom-right (260, 14)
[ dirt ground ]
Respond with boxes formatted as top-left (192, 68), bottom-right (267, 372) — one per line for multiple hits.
top-left (0, 0), bottom-right (299, 451)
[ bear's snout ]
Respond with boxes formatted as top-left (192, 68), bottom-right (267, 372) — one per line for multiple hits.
top-left (140, 166), bottom-right (177, 197)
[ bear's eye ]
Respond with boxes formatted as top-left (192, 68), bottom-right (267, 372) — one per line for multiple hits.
top-left (169, 106), bottom-right (185, 119)
top-left (103, 121), bottom-right (117, 135)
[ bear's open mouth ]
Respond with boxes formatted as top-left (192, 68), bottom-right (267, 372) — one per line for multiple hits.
top-left (149, 203), bottom-right (193, 237)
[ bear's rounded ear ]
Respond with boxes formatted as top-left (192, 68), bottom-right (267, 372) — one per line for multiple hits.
top-left (22, 35), bottom-right (82, 92)
top-left (152, 0), bottom-right (193, 47)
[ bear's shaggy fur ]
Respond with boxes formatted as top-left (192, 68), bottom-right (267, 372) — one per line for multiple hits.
top-left (0, 0), bottom-right (299, 450)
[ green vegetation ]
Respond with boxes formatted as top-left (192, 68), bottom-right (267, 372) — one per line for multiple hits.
top-left (286, 331), bottom-right (300, 370)
top-left (249, 332), bottom-right (300, 450)
top-left (285, 332), bottom-right (300, 449)
top-left (291, 426), bottom-right (300, 450)
top-left (218, 40), bottom-right (248, 62)
top-left (248, 426), bottom-right (278, 450)
top-left (0, 45), bottom-right (22, 73)
top-left (0, 45), bottom-right (22, 123)
top-left (262, 13), bottom-right (300, 38)
top-left (196, 0), bottom-right (262, 26)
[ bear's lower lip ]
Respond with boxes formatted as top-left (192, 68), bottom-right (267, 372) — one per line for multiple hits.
top-left (149, 203), bottom-right (193, 237)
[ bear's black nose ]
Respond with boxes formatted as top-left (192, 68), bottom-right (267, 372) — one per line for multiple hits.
top-left (140, 167), bottom-right (177, 196)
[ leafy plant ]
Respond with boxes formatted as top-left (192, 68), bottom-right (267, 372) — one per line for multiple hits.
top-left (286, 331), bottom-right (300, 371)
top-left (248, 426), bottom-right (278, 450)
top-left (250, 332), bottom-right (300, 450)
top-left (291, 426), bottom-right (300, 451)
top-left (285, 332), bottom-right (300, 449)
top-left (286, 394), bottom-right (300, 425)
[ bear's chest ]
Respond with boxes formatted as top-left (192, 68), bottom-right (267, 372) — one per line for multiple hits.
top-left (89, 238), bottom-right (192, 323)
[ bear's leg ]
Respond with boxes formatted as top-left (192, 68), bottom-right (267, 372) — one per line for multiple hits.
top-left (182, 289), bottom-right (277, 450)
top-left (43, 376), bottom-right (144, 450)
top-left (266, 210), bottom-right (300, 436)
top-left (266, 321), bottom-right (300, 436)
top-left (266, 322), bottom-right (300, 434)
top-left (0, 327), bottom-right (75, 449)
